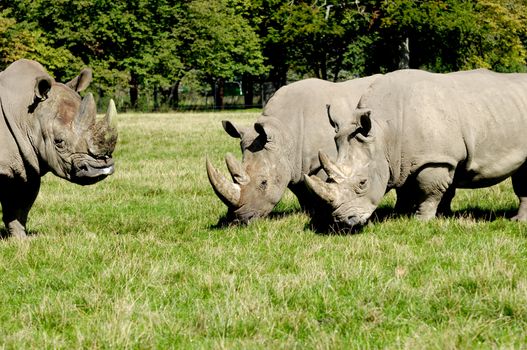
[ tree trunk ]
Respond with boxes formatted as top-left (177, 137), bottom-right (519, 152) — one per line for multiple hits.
top-left (331, 48), bottom-right (344, 82)
top-left (129, 72), bottom-right (139, 109)
top-left (214, 78), bottom-right (225, 109)
top-left (242, 74), bottom-right (254, 108)
top-left (168, 80), bottom-right (180, 109)
top-left (153, 84), bottom-right (159, 111)
top-left (320, 52), bottom-right (328, 80)
top-left (397, 37), bottom-right (410, 69)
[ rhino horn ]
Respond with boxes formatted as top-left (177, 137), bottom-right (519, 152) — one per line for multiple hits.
top-left (103, 99), bottom-right (117, 128)
top-left (85, 100), bottom-right (117, 156)
top-left (75, 93), bottom-right (97, 132)
top-left (92, 99), bottom-right (118, 155)
top-left (206, 158), bottom-right (241, 207)
top-left (319, 151), bottom-right (346, 183)
top-left (225, 153), bottom-right (250, 185)
top-left (304, 174), bottom-right (338, 204)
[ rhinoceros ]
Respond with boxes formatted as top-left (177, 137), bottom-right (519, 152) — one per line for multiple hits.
top-left (305, 68), bottom-right (527, 230)
top-left (206, 76), bottom-right (378, 223)
top-left (0, 59), bottom-right (117, 238)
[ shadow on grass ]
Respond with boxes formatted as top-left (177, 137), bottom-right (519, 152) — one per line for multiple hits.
top-left (210, 213), bottom-right (239, 229)
top-left (211, 204), bottom-right (520, 232)
top-left (209, 207), bottom-right (303, 229)
top-left (304, 203), bottom-right (397, 235)
top-left (451, 207), bottom-right (517, 221)
top-left (306, 205), bottom-right (520, 235)
top-left (268, 207), bottom-right (303, 220)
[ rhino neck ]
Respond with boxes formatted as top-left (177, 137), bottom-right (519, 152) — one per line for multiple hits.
top-left (288, 113), bottom-right (304, 184)
top-left (377, 117), bottom-right (403, 189)
top-left (258, 114), bottom-right (298, 184)
top-left (364, 119), bottom-right (391, 193)
top-left (0, 94), bottom-right (40, 180)
top-left (358, 79), bottom-right (403, 189)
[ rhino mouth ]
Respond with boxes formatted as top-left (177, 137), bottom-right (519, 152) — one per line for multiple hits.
top-left (330, 217), bottom-right (366, 233)
top-left (231, 207), bottom-right (263, 224)
top-left (71, 157), bottom-right (115, 185)
top-left (330, 203), bottom-right (373, 232)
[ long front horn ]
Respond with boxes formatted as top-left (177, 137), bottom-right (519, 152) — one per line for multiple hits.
top-left (304, 174), bottom-right (338, 204)
top-left (225, 153), bottom-right (249, 185)
top-left (319, 151), bottom-right (346, 182)
top-left (206, 158), bottom-right (241, 207)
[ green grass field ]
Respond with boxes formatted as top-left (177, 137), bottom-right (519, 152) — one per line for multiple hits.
top-left (1, 111), bottom-right (527, 348)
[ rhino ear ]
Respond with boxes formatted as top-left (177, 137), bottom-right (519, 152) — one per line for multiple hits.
top-left (326, 104), bottom-right (340, 133)
top-left (255, 117), bottom-right (285, 142)
top-left (354, 108), bottom-right (372, 136)
top-left (222, 120), bottom-right (244, 139)
top-left (34, 76), bottom-right (53, 101)
top-left (254, 122), bottom-right (267, 140)
top-left (66, 68), bottom-right (92, 92)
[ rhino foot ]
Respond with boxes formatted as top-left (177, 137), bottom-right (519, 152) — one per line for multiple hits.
top-left (511, 213), bottom-right (527, 222)
top-left (6, 221), bottom-right (27, 239)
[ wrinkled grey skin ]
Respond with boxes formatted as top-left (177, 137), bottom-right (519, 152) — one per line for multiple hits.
top-left (0, 59), bottom-right (118, 238)
top-left (306, 69), bottom-right (527, 230)
top-left (207, 77), bottom-right (379, 223)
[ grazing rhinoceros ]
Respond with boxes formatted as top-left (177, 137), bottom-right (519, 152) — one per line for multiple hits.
top-left (206, 76), bottom-right (378, 223)
top-left (305, 68), bottom-right (527, 230)
top-left (0, 59), bottom-right (117, 238)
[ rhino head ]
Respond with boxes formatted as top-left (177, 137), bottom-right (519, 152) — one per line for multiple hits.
top-left (31, 69), bottom-right (117, 185)
top-left (304, 107), bottom-right (390, 231)
top-left (206, 117), bottom-right (293, 223)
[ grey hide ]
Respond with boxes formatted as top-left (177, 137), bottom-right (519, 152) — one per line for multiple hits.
top-left (305, 68), bottom-right (527, 229)
top-left (207, 76), bottom-right (379, 223)
top-left (0, 59), bottom-right (118, 238)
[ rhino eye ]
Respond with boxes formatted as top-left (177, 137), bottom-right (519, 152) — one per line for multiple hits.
top-left (357, 179), bottom-right (368, 192)
top-left (259, 180), bottom-right (268, 190)
top-left (54, 138), bottom-right (65, 149)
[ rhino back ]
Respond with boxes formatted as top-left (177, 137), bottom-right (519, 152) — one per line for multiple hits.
top-left (261, 77), bottom-right (379, 182)
top-left (362, 69), bottom-right (527, 187)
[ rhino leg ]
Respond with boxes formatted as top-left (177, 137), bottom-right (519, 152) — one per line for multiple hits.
top-left (437, 187), bottom-right (456, 217)
top-left (394, 185), bottom-right (416, 215)
top-left (414, 166), bottom-right (454, 220)
top-left (0, 180), bottom-right (40, 238)
top-left (511, 167), bottom-right (527, 221)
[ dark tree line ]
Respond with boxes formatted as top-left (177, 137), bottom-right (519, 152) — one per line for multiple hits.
top-left (1, 0), bottom-right (526, 110)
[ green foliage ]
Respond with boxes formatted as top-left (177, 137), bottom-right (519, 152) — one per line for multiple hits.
top-left (278, 1), bottom-right (372, 80)
top-left (469, 0), bottom-right (527, 72)
top-left (0, 9), bottom-right (82, 73)
top-left (184, 0), bottom-right (267, 80)
top-left (1, 0), bottom-right (527, 109)
top-left (374, 0), bottom-right (527, 72)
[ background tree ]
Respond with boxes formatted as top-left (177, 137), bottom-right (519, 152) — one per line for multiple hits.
top-left (369, 0), bottom-right (527, 72)
top-left (0, 8), bottom-right (82, 74)
top-left (278, 1), bottom-right (372, 81)
top-left (181, 0), bottom-right (267, 108)
top-left (1, 0), bottom-right (527, 111)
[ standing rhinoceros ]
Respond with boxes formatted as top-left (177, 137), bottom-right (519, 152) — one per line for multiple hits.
top-left (305, 68), bottom-right (527, 230)
top-left (0, 59), bottom-right (117, 238)
top-left (206, 76), bottom-right (378, 223)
